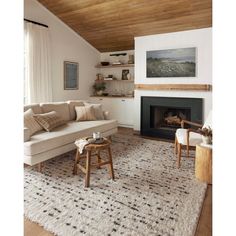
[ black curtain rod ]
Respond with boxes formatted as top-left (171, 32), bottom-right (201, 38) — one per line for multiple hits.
top-left (24, 18), bottom-right (48, 28)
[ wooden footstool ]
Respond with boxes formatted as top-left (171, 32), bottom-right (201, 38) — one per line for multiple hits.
top-left (73, 137), bottom-right (115, 187)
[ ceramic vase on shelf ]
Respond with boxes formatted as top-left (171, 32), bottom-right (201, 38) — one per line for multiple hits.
top-left (96, 90), bottom-right (103, 96)
top-left (127, 73), bottom-right (131, 80)
top-left (201, 135), bottom-right (212, 145)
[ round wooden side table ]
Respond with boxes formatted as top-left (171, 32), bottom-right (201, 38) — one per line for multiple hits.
top-left (195, 144), bottom-right (212, 184)
top-left (73, 137), bottom-right (115, 187)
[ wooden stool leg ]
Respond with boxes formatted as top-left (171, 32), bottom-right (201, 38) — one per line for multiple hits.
top-left (97, 150), bottom-right (101, 169)
top-left (85, 151), bottom-right (91, 187)
top-left (177, 143), bottom-right (182, 168)
top-left (107, 147), bottom-right (115, 180)
top-left (73, 149), bottom-right (80, 175)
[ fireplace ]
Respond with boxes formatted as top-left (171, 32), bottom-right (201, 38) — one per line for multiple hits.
top-left (141, 96), bottom-right (203, 140)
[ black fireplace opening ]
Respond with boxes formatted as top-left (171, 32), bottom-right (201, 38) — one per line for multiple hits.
top-left (141, 97), bottom-right (203, 140)
top-left (150, 106), bottom-right (191, 130)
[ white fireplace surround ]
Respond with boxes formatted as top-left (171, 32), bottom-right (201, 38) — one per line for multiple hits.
top-left (133, 28), bottom-right (212, 131)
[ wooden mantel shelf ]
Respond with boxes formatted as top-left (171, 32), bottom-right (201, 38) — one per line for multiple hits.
top-left (135, 84), bottom-right (212, 91)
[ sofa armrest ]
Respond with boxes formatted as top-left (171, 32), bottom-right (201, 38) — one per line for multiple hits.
top-left (24, 127), bottom-right (31, 142)
top-left (103, 111), bottom-right (110, 120)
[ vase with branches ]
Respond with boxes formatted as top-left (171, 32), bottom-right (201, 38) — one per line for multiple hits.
top-left (198, 126), bottom-right (212, 144)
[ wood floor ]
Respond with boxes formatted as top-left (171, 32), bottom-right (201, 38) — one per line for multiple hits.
top-left (24, 127), bottom-right (212, 236)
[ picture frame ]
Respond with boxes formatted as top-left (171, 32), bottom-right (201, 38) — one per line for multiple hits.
top-left (146, 47), bottom-right (196, 78)
top-left (64, 61), bottom-right (79, 90)
top-left (121, 69), bottom-right (129, 80)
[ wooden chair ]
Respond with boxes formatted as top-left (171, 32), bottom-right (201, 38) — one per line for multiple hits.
top-left (175, 110), bottom-right (212, 168)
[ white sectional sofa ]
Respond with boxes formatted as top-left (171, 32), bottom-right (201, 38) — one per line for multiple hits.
top-left (24, 101), bottom-right (118, 166)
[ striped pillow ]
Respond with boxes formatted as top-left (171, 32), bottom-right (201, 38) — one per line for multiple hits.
top-left (33, 111), bottom-right (66, 132)
top-left (75, 105), bottom-right (96, 121)
top-left (24, 108), bottom-right (43, 136)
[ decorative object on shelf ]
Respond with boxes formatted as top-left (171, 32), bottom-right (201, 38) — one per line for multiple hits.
top-left (128, 54), bottom-right (134, 64)
top-left (64, 61), bottom-right (79, 90)
top-left (96, 73), bottom-right (103, 80)
top-left (93, 81), bottom-right (106, 96)
top-left (146, 47), bottom-right (196, 78)
top-left (104, 75), bottom-right (113, 81)
top-left (198, 126), bottom-right (212, 144)
top-left (101, 61), bottom-right (110, 66)
top-left (126, 73), bottom-right (131, 80)
top-left (122, 69), bottom-right (129, 80)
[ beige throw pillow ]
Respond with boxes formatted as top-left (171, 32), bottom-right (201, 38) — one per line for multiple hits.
top-left (24, 109), bottom-right (43, 136)
top-left (75, 105), bottom-right (96, 121)
top-left (33, 111), bottom-right (66, 131)
top-left (84, 103), bottom-right (105, 120)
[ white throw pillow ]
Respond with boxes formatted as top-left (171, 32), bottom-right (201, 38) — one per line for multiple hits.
top-left (75, 105), bottom-right (96, 121)
top-left (24, 108), bottom-right (43, 136)
top-left (84, 103), bottom-right (104, 120)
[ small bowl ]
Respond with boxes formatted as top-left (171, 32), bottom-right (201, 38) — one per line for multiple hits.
top-left (103, 92), bottom-right (109, 96)
top-left (101, 61), bottom-right (110, 66)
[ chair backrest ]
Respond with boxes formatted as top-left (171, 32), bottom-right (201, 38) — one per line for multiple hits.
top-left (203, 110), bottom-right (212, 128)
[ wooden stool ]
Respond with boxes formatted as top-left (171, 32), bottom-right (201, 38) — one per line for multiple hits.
top-left (195, 144), bottom-right (212, 184)
top-left (73, 138), bottom-right (115, 187)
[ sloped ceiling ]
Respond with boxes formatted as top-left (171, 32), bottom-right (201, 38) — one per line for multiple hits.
top-left (37, 0), bottom-right (212, 52)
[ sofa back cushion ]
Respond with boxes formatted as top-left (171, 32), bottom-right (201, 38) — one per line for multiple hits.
top-left (40, 102), bottom-right (70, 121)
top-left (67, 100), bottom-right (84, 120)
top-left (24, 104), bottom-right (42, 114)
top-left (24, 108), bottom-right (43, 136)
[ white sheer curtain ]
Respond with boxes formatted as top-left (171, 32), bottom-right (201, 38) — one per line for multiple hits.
top-left (24, 22), bottom-right (52, 104)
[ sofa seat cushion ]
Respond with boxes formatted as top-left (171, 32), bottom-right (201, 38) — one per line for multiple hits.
top-left (24, 120), bottom-right (117, 156)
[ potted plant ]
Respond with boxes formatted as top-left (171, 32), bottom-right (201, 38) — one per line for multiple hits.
top-left (93, 82), bottom-right (106, 96)
top-left (198, 126), bottom-right (212, 144)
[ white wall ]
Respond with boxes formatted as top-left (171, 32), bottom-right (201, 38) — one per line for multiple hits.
top-left (134, 28), bottom-right (212, 131)
top-left (24, 0), bottom-right (100, 102)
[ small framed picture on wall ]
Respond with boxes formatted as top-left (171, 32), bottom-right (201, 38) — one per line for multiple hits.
top-left (121, 69), bottom-right (129, 80)
top-left (64, 61), bottom-right (79, 90)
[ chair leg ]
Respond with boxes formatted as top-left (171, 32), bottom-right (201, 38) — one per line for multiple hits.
top-left (187, 131), bottom-right (190, 158)
top-left (177, 143), bottom-right (182, 168)
top-left (85, 151), bottom-right (91, 188)
top-left (174, 135), bottom-right (178, 155)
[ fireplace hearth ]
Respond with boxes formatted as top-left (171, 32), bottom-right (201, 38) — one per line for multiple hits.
top-left (141, 97), bottom-right (203, 140)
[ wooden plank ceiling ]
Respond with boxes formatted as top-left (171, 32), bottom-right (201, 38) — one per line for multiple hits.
top-left (37, 0), bottom-right (212, 52)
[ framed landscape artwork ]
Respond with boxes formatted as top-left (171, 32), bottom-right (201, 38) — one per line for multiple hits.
top-left (146, 47), bottom-right (196, 77)
top-left (64, 61), bottom-right (79, 90)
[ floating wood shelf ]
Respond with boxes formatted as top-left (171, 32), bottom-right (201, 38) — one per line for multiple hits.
top-left (95, 64), bottom-right (134, 68)
top-left (90, 95), bottom-right (134, 99)
top-left (135, 84), bottom-right (212, 91)
top-left (96, 80), bottom-right (134, 83)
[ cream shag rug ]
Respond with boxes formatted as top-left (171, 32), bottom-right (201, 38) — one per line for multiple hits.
top-left (24, 134), bottom-right (207, 236)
